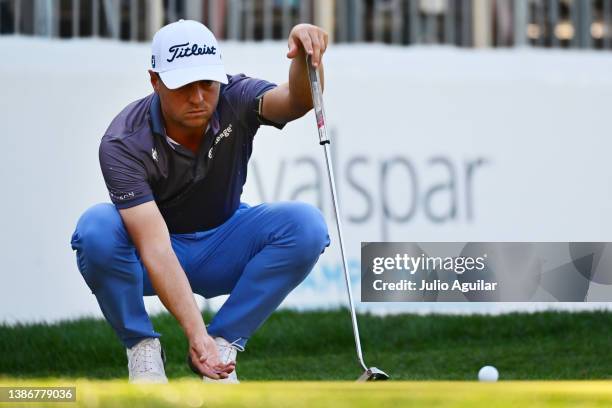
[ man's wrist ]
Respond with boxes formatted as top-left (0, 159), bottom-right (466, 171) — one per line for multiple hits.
top-left (182, 316), bottom-right (208, 340)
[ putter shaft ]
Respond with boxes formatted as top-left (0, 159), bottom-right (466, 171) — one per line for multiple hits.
top-left (305, 55), bottom-right (368, 373)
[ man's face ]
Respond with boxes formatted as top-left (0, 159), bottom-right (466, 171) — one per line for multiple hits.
top-left (148, 70), bottom-right (220, 130)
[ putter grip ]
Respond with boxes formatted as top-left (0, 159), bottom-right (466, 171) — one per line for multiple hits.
top-left (306, 55), bottom-right (329, 145)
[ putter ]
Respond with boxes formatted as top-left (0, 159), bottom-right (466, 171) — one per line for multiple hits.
top-left (306, 55), bottom-right (390, 382)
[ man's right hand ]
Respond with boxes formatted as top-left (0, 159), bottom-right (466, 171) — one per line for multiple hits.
top-left (188, 334), bottom-right (236, 379)
top-left (118, 202), bottom-right (235, 380)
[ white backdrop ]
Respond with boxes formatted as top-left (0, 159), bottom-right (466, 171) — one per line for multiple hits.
top-left (1, 37), bottom-right (612, 324)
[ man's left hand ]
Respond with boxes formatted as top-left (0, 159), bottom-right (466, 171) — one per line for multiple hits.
top-left (286, 24), bottom-right (329, 68)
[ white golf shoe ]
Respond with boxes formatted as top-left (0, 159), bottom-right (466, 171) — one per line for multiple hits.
top-left (202, 337), bottom-right (240, 384)
top-left (127, 338), bottom-right (168, 384)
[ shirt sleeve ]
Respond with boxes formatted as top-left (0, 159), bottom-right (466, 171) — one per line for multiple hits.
top-left (99, 137), bottom-right (154, 209)
top-left (226, 73), bottom-right (286, 132)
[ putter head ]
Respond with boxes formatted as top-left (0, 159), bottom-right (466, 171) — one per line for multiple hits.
top-left (357, 367), bottom-right (390, 382)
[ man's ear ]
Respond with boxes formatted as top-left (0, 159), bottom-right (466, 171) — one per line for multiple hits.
top-left (148, 69), bottom-right (159, 91)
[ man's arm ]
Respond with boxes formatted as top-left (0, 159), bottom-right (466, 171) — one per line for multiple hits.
top-left (260, 23), bottom-right (328, 125)
top-left (118, 201), bottom-right (235, 379)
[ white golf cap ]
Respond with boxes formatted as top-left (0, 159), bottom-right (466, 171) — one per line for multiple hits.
top-left (151, 19), bottom-right (227, 89)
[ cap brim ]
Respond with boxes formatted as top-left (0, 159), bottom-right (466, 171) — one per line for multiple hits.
top-left (159, 64), bottom-right (228, 89)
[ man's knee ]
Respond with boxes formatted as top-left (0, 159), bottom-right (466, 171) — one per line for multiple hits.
top-left (71, 203), bottom-right (128, 269)
top-left (274, 201), bottom-right (330, 265)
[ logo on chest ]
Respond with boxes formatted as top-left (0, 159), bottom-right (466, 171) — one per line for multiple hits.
top-left (208, 124), bottom-right (233, 159)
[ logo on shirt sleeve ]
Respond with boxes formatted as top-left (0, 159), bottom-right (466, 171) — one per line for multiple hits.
top-left (109, 191), bottom-right (136, 201)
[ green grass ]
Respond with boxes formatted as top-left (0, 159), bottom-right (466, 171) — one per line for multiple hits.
top-left (1, 309), bottom-right (611, 381)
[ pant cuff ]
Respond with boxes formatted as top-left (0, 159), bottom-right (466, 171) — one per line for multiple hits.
top-left (124, 333), bottom-right (161, 349)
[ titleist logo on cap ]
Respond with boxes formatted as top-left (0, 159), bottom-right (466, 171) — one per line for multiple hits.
top-left (167, 42), bottom-right (217, 63)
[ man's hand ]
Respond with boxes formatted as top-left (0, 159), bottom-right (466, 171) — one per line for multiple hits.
top-left (188, 334), bottom-right (236, 380)
top-left (286, 23), bottom-right (329, 68)
top-left (262, 24), bottom-right (328, 125)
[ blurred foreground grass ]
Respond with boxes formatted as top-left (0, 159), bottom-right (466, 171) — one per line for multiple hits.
top-left (0, 379), bottom-right (611, 407)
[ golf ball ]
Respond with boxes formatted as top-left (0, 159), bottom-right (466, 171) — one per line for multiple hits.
top-left (478, 365), bottom-right (499, 382)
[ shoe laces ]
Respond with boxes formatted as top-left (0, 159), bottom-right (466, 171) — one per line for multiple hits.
top-left (217, 338), bottom-right (241, 363)
top-left (129, 338), bottom-right (162, 374)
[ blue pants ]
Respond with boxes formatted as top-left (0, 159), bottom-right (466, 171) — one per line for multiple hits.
top-left (70, 201), bottom-right (330, 350)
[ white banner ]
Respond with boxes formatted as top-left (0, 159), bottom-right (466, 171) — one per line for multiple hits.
top-left (1, 38), bottom-right (612, 323)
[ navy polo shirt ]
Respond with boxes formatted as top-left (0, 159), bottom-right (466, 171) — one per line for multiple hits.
top-left (99, 73), bottom-right (284, 234)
